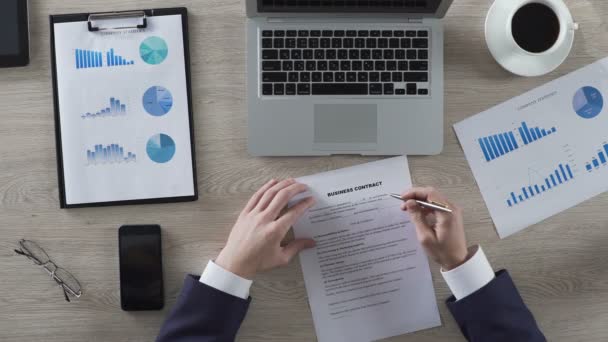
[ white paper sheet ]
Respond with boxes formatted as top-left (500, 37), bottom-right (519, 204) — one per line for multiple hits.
top-left (53, 15), bottom-right (195, 205)
top-left (454, 57), bottom-right (608, 238)
top-left (292, 157), bottom-right (441, 342)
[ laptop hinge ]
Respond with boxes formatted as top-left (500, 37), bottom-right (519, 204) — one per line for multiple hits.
top-left (266, 16), bottom-right (426, 23)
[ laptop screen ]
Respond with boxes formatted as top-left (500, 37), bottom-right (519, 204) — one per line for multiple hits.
top-left (258, 0), bottom-right (444, 13)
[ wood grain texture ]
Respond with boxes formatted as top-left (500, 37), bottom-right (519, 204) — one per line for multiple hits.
top-left (1, 0), bottom-right (608, 341)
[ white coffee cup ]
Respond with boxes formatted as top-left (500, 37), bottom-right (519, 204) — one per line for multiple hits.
top-left (485, 0), bottom-right (578, 77)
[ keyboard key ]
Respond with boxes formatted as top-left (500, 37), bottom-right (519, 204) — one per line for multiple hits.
top-left (347, 72), bottom-right (357, 82)
top-left (370, 72), bottom-right (379, 82)
top-left (326, 49), bottom-right (337, 59)
top-left (262, 61), bottom-right (281, 71)
top-left (413, 38), bottom-right (428, 49)
top-left (418, 49), bottom-right (429, 60)
top-left (352, 61), bottom-right (362, 70)
top-left (286, 30), bottom-right (297, 37)
top-left (401, 38), bottom-right (411, 48)
top-left (274, 83), bottom-right (284, 95)
top-left (285, 38), bottom-right (296, 48)
top-left (306, 61), bottom-right (316, 70)
top-left (384, 83), bottom-right (394, 95)
top-left (349, 50), bottom-right (359, 59)
top-left (355, 38), bottom-right (365, 48)
top-left (396, 88), bottom-right (406, 95)
top-left (294, 61), bottom-right (305, 70)
top-left (363, 61), bottom-right (374, 70)
top-left (329, 61), bottom-right (339, 70)
top-left (372, 49), bottom-right (382, 59)
top-left (262, 30), bottom-right (273, 37)
top-left (392, 72), bottom-right (403, 82)
top-left (338, 49), bottom-right (348, 59)
top-left (300, 72), bottom-right (311, 82)
top-left (358, 30), bottom-right (369, 37)
top-left (323, 72), bottom-right (334, 82)
top-left (384, 50), bottom-right (394, 59)
top-left (297, 38), bottom-right (307, 48)
top-left (320, 38), bottom-right (331, 48)
top-left (358, 72), bottom-right (368, 82)
top-left (406, 83), bottom-right (417, 95)
top-left (370, 30), bottom-right (381, 37)
top-left (286, 83), bottom-right (296, 95)
top-left (262, 50), bottom-right (278, 59)
top-left (394, 31), bottom-right (405, 37)
top-left (417, 30), bottom-right (429, 37)
top-left (396, 49), bottom-right (406, 59)
top-left (361, 49), bottom-right (371, 59)
top-left (375, 61), bottom-right (385, 71)
top-left (274, 38), bottom-right (284, 48)
top-left (315, 49), bottom-right (325, 59)
top-left (407, 49), bottom-right (417, 59)
top-left (303, 49), bottom-right (313, 59)
top-left (398, 61), bottom-right (408, 70)
top-left (317, 61), bottom-right (328, 70)
top-left (262, 83), bottom-right (273, 95)
top-left (381, 72), bottom-right (391, 82)
top-left (312, 72), bottom-right (322, 82)
top-left (403, 72), bottom-right (428, 82)
top-left (282, 60), bottom-right (293, 70)
top-left (322, 30), bottom-right (333, 37)
top-left (297, 83), bottom-right (310, 95)
top-left (386, 61), bottom-right (396, 70)
top-left (262, 72), bottom-right (287, 82)
top-left (340, 61), bottom-right (351, 71)
top-left (312, 83), bottom-right (367, 95)
top-left (332, 38), bottom-right (342, 48)
top-left (291, 49), bottom-right (302, 59)
top-left (262, 38), bottom-right (273, 48)
top-left (382, 30), bottom-right (392, 37)
top-left (280, 50), bottom-right (290, 59)
top-left (310, 30), bottom-right (321, 37)
top-left (370, 83), bottom-right (382, 94)
top-left (274, 30), bottom-right (285, 37)
top-left (389, 38), bottom-right (400, 48)
top-left (335, 72), bottom-right (345, 82)
top-left (346, 30), bottom-right (357, 37)
top-left (418, 88), bottom-right (429, 95)
top-left (343, 38), bottom-right (354, 48)
top-left (288, 72), bottom-right (299, 82)
top-left (309, 38), bottom-right (319, 48)
top-left (298, 30), bottom-right (309, 37)
top-left (378, 38), bottom-right (388, 48)
top-left (406, 30), bottom-right (416, 37)
top-left (410, 61), bottom-right (428, 71)
top-left (334, 30), bottom-right (345, 37)
top-left (366, 39), bottom-right (377, 48)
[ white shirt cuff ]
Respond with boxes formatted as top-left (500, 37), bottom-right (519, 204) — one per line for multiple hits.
top-left (441, 245), bottom-right (495, 301)
top-left (199, 260), bottom-right (253, 300)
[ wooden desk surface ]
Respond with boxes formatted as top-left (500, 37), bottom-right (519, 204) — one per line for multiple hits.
top-left (1, 0), bottom-right (608, 341)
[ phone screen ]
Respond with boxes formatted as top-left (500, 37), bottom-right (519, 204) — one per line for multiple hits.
top-left (0, 0), bottom-right (20, 55)
top-left (119, 225), bottom-right (163, 310)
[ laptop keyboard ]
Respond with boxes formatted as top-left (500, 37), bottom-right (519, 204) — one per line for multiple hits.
top-left (260, 29), bottom-right (430, 96)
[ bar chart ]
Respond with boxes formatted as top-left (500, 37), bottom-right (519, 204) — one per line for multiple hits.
top-left (86, 144), bottom-right (136, 165)
top-left (82, 97), bottom-right (127, 119)
top-left (584, 142), bottom-right (608, 172)
top-left (75, 48), bottom-right (134, 69)
top-left (478, 121), bottom-right (557, 162)
top-left (506, 163), bottom-right (574, 207)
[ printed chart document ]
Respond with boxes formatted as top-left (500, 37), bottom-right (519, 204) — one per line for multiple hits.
top-left (293, 157), bottom-right (441, 342)
top-left (455, 57), bottom-right (608, 238)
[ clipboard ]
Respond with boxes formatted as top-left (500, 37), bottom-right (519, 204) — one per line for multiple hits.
top-left (50, 8), bottom-right (198, 208)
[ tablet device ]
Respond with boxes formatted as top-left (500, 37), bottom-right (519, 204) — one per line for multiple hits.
top-left (0, 0), bottom-right (29, 67)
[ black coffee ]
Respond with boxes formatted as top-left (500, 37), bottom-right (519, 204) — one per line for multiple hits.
top-left (511, 3), bottom-right (561, 53)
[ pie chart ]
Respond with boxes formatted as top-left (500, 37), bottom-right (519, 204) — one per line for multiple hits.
top-left (143, 86), bottom-right (173, 116)
top-left (573, 86), bottom-right (603, 119)
top-left (140, 36), bottom-right (168, 65)
top-left (146, 134), bottom-right (176, 163)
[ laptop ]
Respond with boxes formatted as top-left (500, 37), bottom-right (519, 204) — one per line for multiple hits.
top-left (246, 0), bottom-right (452, 156)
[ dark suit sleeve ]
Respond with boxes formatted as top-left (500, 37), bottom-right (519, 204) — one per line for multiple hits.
top-left (446, 270), bottom-right (545, 342)
top-left (157, 275), bottom-right (251, 342)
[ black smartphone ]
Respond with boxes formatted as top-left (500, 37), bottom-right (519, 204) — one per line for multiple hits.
top-left (119, 225), bottom-right (164, 311)
top-left (0, 0), bottom-right (29, 67)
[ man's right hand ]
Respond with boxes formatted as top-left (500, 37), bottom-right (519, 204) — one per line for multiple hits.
top-left (399, 187), bottom-right (469, 271)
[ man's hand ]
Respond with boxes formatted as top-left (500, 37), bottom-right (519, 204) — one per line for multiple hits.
top-left (215, 179), bottom-right (316, 279)
top-left (400, 187), bottom-right (468, 271)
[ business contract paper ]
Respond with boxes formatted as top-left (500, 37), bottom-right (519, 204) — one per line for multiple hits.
top-left (293, 157), bottom-right (441, 342)
top-left (455, 57), bottom-right (608, 238)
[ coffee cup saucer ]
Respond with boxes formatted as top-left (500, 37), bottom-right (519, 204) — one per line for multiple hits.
top-left (485, 0), bottom-right (577, 77)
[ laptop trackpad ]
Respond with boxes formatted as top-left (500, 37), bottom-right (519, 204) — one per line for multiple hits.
top-left (313, 104), bottom-right (378, 151)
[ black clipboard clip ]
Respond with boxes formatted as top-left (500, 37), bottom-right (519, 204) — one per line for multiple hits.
top-left (88, 11), bottom-right (147, 32)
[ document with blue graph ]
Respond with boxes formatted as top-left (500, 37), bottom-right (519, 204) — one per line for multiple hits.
top-left (50, 9), bottom-right (196, 207)
top-left (455, 58), bottom-right (608, 238)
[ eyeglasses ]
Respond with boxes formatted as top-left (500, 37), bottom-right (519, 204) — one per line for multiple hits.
top-left (14, 239), bottom-right (82, 302)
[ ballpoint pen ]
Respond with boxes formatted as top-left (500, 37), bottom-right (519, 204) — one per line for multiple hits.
top-left (388, 193), bottom-right (453, 213)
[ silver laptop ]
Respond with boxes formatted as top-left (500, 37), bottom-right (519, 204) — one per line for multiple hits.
top-left (246, 0), bottom-right (452, 156)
